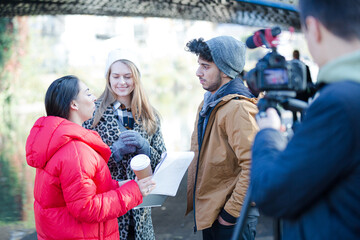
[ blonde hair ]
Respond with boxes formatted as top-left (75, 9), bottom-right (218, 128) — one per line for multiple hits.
top-left (92, 60), bottom-right (158, 135)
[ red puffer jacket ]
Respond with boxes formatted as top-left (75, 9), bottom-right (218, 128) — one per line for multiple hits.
top-left (26, 116), bottom-right (142, 240)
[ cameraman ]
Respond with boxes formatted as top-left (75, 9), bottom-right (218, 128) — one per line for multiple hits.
top-left (250, 0), bottom-right (360, 239)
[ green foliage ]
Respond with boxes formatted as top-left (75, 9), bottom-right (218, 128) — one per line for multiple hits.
top-left (0, 18), bottom-right (14, 79)
top-left (0, 17), bottom-right (15, 130)
top-left (142, 56), bottom-right (203, 117)
top-left (0, 152), bottom-right (23, 223)
top-left (0, 17), bottom-right (15, 142)
top-left (0, 17), bottom-right (23, 224)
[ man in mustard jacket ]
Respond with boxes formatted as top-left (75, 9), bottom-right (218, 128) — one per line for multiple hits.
top-left (185, 36), bottom-right (259, 240)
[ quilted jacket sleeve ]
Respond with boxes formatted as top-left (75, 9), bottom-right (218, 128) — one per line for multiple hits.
top-left (59, 141), bottom-right (142, 223)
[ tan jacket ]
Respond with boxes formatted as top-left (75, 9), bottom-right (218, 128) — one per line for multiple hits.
top-left (186, 94), bottom-right (258, 230)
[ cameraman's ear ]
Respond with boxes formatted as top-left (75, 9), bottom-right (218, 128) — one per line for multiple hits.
top-left (305, 16), bottom-right (322, 43)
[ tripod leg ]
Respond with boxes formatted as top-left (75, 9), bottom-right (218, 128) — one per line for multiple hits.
top-left (231, 186), bottom-right (252, 240)
top-left (273, 218), bottom-right (282, 240)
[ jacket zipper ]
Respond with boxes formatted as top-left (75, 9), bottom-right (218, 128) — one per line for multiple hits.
top-left (193, 109), bottom-right (212, 233)
top-left (192, 113), bottom-right (205, 233)
top-left (193, 154), bottom-right (200, 233)
top-left (192, 96), bottom-right (242, 232)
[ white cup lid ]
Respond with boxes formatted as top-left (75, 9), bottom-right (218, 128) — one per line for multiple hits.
top-left (130, 154), bottom-right (150, 171)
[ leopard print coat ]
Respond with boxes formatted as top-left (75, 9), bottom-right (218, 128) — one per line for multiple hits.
top-left (84, 102), bottom-right (166, 240)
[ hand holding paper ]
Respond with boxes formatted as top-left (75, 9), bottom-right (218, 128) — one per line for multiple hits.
top-left (132, 151), bottom-right (194, 208)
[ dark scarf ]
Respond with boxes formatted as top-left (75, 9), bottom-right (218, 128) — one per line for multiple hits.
top-left (200, 77), bottom-right (254, 117)
top-left (198, 77), bottom-right (254, 146)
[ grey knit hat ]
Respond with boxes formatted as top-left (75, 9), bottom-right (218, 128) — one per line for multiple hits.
top-left (206, 36), bottom-right (246, 79)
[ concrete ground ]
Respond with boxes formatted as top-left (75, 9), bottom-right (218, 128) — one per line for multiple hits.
top-left (151, 172), bottom-right (274, 240)
top-left (1, 173), bottom-right (273, 240)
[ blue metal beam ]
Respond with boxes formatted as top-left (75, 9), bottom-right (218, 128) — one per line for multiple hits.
top-left (235, 0), bottom-right (299, 12)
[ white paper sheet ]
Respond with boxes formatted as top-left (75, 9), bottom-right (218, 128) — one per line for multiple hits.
top-left (150, 151), bottom-right (194, 196)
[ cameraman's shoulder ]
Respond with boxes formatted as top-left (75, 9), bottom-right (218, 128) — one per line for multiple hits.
top-left (324, 80), bottom-right (360, 95)
top-left (315, 81), bottom-right (360, 105)
top-left (306, 81), bottom-right (360, 123)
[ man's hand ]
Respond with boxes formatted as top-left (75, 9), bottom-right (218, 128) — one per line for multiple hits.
top-left (217, 215), bottom-right (235, 226)
top-left (256, 108), bottom-right (281, 130)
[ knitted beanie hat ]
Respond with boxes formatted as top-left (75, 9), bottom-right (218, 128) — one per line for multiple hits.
top-left (104, 49), bottom-right (140, 78)
top-left (205, 36), bottom-right (246, 79)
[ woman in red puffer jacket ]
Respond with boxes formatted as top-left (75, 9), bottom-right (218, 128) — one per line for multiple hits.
top-left (25, 75), bottom-right (155, 240)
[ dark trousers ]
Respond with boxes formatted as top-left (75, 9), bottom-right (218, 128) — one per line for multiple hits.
top-left (202, 215), bottom-right (258, 240)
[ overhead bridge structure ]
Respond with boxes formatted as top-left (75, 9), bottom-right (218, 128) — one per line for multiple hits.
top-left (0, 0), bottom-right (300, 30)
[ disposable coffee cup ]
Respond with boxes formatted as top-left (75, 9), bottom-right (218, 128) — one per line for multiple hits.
top-left (130, 154), bottom-right (152, 180)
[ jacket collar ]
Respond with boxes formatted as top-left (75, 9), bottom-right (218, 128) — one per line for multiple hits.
top-left (318, 50), bottom-right (360, 84)
top-left (200, 77), bottom-right (254, 117)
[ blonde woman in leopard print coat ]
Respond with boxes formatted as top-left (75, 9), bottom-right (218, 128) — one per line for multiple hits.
top-left (84, 49), bottom-right (166, 240)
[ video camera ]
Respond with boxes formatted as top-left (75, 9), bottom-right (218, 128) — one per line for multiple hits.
top-left (244, 27), bottom-right (308, 123)
top-left (245, 27), bottom-right (307, 96)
